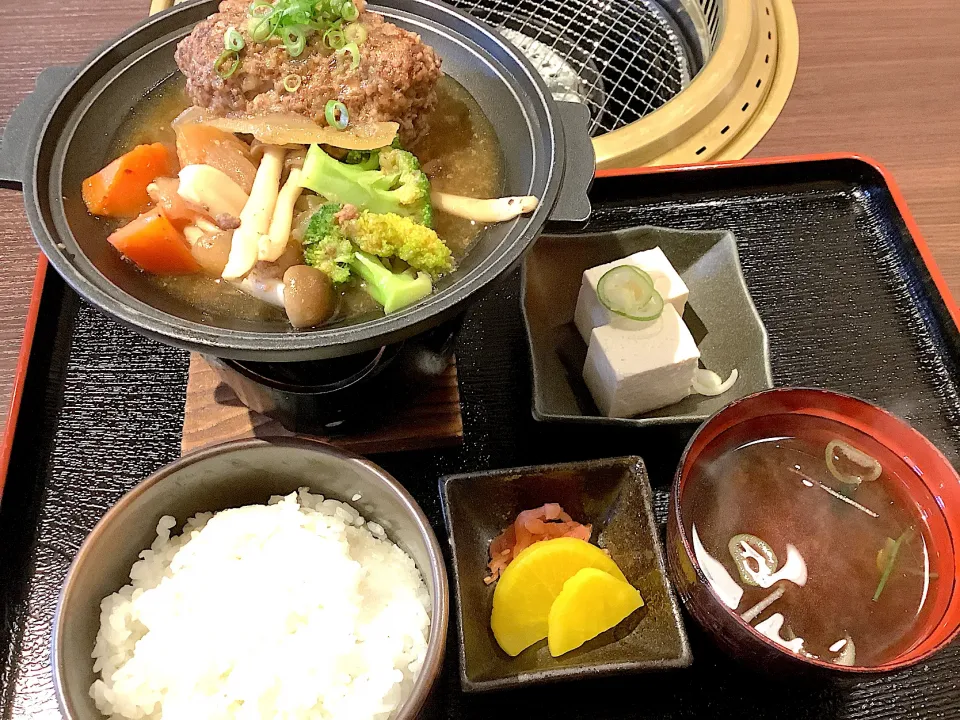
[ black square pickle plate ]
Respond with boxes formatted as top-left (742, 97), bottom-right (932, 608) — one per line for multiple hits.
top-left (3, 156), bottom-right (960, 719)
top-left (440, 457), bottom-right (691, 692)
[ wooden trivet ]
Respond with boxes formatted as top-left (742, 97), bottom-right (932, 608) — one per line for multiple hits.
top-left (180, 354), bottom-right (463, 455)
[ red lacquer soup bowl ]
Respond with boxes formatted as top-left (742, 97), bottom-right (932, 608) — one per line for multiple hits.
top-left (666, 387), bottom-right (960, 675)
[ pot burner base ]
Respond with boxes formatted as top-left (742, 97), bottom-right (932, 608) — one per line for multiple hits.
top-left (181, 354), bottom-right (465, 453)
top-left (180, 319), bottom-right (467, 452)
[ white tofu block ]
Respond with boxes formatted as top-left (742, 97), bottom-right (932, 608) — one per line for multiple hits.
top-left (582, 303), bottom-right (700, 418)
top-left (574, 248), bottom-right (689, 343)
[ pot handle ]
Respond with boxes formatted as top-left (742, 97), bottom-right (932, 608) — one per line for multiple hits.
top-left (0, 65), bottom-right (77, 191)
top-left (546, 101), bottom-right (594, 226)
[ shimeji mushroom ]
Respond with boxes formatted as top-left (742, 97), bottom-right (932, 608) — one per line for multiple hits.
top-left (222, 145), bottom-right (286, 279)
top-left (233, 263), bottom-right (336, 328)
top-left (431, 191), bottom-right (539, 223)
top-left (282, 265), bottom-right (336, 327)
top-left (234, 265), bottom-right (286, 307)
top-left (259, 167), bottom-right (304, 262)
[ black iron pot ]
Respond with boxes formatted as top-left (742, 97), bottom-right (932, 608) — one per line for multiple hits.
top-left (0, 0), bottom-right (593, 362)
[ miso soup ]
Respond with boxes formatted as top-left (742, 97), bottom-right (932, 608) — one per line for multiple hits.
top-left (682, 413), bottom-right (944, 667)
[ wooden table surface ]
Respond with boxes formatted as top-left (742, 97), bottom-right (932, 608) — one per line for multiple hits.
top-left (1, 0), bottom-right (959, 442)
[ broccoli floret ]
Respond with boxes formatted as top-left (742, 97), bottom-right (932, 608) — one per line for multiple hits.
top-left (344, 149), bottom-right (380, 171)
top-left (378, 148), bottom-right (432, 226)
top-left (299, 144), bottom-right (434, 226)
top-left (351, 251), bottom-right (432, 313)
top-left (301, 203), bottom-right (353, 284)
top-left (303, 204), bottom-right (452, 278)
top-left (342, 212), bottom-right (452, 277)
top-left (301, 205), bottom-right (438, 313)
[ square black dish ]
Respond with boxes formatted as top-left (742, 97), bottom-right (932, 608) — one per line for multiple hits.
top-left (522, 226), bottom-right (773, 426)
top-left (439, 457), bottom-right (692, 692)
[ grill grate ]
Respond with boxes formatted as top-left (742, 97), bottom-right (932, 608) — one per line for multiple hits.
top-left (698, 0), bottom-right (722, 45)
top-left (450, 0), bottom-right (704, 135)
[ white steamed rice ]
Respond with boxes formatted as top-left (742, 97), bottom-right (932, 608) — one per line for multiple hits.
top-left (90, 488), bottom-right (431, 719)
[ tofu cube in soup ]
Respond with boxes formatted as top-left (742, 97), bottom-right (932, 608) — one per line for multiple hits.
top-left (574, 248), bottom-right (689, 342)
top-left (582, 304), bottom-right (700, 417)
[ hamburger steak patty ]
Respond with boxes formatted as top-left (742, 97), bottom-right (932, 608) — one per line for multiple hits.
top-left (175, 0), bottom-right (442, 143)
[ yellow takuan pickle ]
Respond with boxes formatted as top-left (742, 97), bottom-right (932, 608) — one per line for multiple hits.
top-left (547, 567), bottom-right (644, 657)
top-left (490, 537), bottom-right (641, 657)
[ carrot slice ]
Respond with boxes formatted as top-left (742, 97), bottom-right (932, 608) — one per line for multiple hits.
top-left (107, 208), bottom-right (200, 275)
top-left (82, 143), bottom-right (175, 218)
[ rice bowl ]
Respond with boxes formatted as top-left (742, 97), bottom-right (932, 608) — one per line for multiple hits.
top-left (90, 489), bottom-right (431, 719)
top-left (52, 438), bottom-right (448, 720)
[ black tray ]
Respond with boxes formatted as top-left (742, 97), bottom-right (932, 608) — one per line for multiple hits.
top-left (2, 156), bottom-right (959, 719)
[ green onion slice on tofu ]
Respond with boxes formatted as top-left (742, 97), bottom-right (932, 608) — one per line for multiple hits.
top-left (344, 22), bottom-right (368, 44)
top-left (596, 265), bottom-right (664, 321)
top-left (215, 49), bottom-right (241, 79)
top-left (341, 0), bottom-right (360, 21)
top-left (336, 42), bottom-right (361, 69)
top-left (283, 26), bottom-right (307, 57)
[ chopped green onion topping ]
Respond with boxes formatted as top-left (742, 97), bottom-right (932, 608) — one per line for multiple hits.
top-left (283, 73), bottom-right (303, 92)
top-left (873, 526), bottom-right (914, 601)
top-left (336, 42), bottom-right (361, 69)
top-left (242, 0), bottom-right (357, 58)
top-left (344, 21), bottom-right (367, 45)
top-left (248, 0), bottom-right (275, 17)
top-left (325, 100), bottom-right (349, 130)
top-left (323, 27), bottom-right (346, 50)
top-left (224, 27), bottom-right (245, 51)
top-left (596, 265), bottom-right (664, 321)
top-left (312, 0), bottom-right (342, 18)
top-left (341, 0), bottom-right (359, 21)
top-left (215, 49), bottom-right (241, 79)
top-left (247, 15), bottom-right (273, 42)
top-left (283, 25), bottom-right (307, 56)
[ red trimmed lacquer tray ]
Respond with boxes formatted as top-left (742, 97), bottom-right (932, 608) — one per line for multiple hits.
top-left (2, 155), bottom-right (959, 719)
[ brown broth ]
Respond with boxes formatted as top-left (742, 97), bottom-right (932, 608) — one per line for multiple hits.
top-left (100, 73), bottom-right (504, 326)
top-left (409, 78), bottom-right (503, 257)
top-left (682, 414), bottom-right (942, 667)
